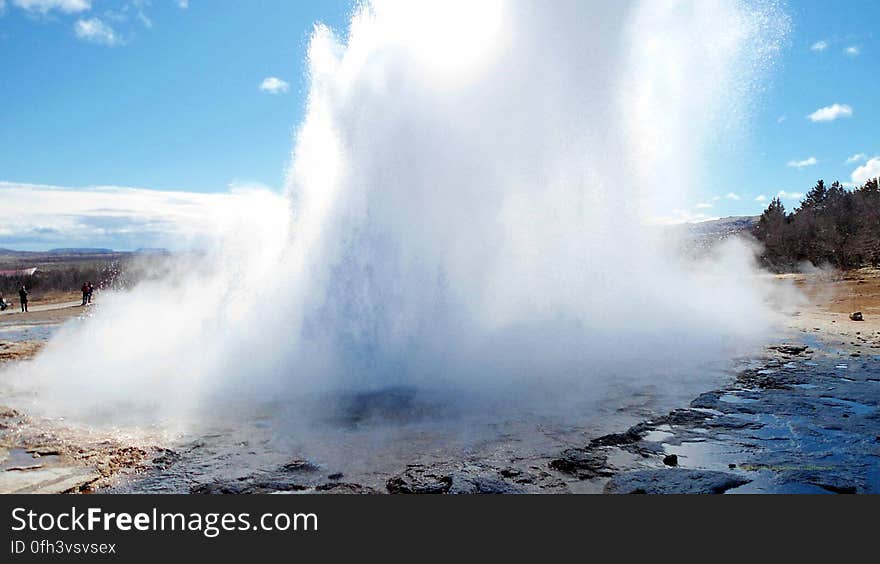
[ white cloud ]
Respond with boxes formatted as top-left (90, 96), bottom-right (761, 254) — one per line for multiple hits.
top-left (695, 202), bottom-right (712, 209)
top-left (851, 157), bottom-right (880, 185)
top-left (12, 0), bottom-right (89, 13)
top-left (724, 192), bottom-right (741, 200)
top-left (807, 103), bottom-right (853, 122)
top-left (845, 153), bottom-right (867, 165)
top-left (776, 115), bottom-right (786, 124)
top-left (258, 76), bottom-right (290, 95)
top-left (777, 190), bottom-right (804, 200)
top-left (754, 195), bottom-right (767, 203)
top-left (786, 157), bottom-right (817, 169)
top-left (176, 0), bottom-right (188, 8)
top-left (810, 40), bottom-right (828, 52)
top-left (136, 8), bottom-right (152, 29)
top-left (74, 17), bottom-right (120, 45)
top-left (845, 46), bottom-right (860, 56)
top-left (0, 181), bottom-right (287, 251)
top-left (648, 209), bottom-right (717, 226)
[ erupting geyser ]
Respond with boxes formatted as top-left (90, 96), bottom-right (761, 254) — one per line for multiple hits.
top-left (8, 0), bottom-right (791, 426)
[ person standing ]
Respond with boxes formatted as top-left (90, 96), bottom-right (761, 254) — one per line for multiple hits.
top-left (81, 282), bottom-right (89, 306)
top-left (87, 281), bottom-right (94, 304)
top-left (18, 284), bottom-right (28, 313)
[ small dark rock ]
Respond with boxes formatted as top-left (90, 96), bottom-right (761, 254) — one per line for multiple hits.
top-left (327, 472), bottom-right (344, 480)
top-left (549, 448), bottom-right (611, 479)
top-left (850, 311), bottom-right (864, 321)
top-left (151, 449), bottom-right (180, 470)
top-left (281, 459), bottom-right (320, 473)
top-left (447, 474), bottom-right (522, 494)
top-left (816, 483), bottom-right (857, 494)
top-left (770, 344), bottom-right (809, 355)
top-left (663, 454), bottom-right (678, 467)
top-left (315, 482), bottom-right (376, 494)
top-left (589, 429), bottom-right (642, 447)
top-left (386, 465), bottom-right (453, 494)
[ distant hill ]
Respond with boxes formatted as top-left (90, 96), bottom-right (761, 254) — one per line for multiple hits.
top-left (0, 247), bottom-right (168, 258)
top-left (685, 216), bottom-right (758, 239)
top-left (47, 248), bottom-right (116, 255)
top-left (676, 215), bottom-right (758, 258)
top-left (0, 247), bottom-right (170, 272)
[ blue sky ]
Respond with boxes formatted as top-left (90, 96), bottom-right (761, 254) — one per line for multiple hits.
top-left (1, 0), bottom-right (351, 194)
top-left (0, 0), bottom-right (878, 248)
top-left (710, 0), bottom-right (880, 220)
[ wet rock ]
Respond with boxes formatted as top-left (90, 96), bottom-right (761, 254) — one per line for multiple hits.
top-left (25, 447), bottom-right (60, 456)
top-left (327, 472), bottom-right (344, 481)
top-left (691, 391), bottom-right (724, 410)
top-left (386, 465), bottom-right (453, 494)
top-left (816, 483), bottom-right (857, 494)
top-left (737, 370), bottom-right (792, 390)
top-left (6, 464), bottom-right (43, 471)
top-left (605, 469), bottom-right (750, 494)
top-left (662, 454), bottom-right (678, 467)
top-left (192, 477), bottom-right (310, 495)
top-left (549, 448), bottom-right (611, 479)
top-left (769, 344), bottom-right (809, 355)
top-left (191, 458), bottom-right (323, 494)
top-left (0, 466), bottom-right (100, 494)
top-left (314, 482), bottom-right (377, 494)
top-left (447, 474), bottom-right (522, 494)
top-left (654, 409), bottom-right (712, 427)
top-left (849, 312), bottom-right (864, 321)
top-left (151, 449), bottom-right (180, 470)
top-left (281, 459), bottom-right (320, 473)
top-left (386, 463), bottom-right (521, 494)
top-left (589, 428), bottom-right (643, 447)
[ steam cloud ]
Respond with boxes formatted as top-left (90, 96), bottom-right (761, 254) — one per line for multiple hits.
top-left (5, 0), bottom-right (793, 430)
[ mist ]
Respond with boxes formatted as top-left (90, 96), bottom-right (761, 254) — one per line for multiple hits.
top-left (4, 0), bottom-right (794, 431)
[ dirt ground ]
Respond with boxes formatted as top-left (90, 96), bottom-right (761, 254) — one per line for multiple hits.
top-left (783, 268), bottom-right (880, 349)
top-left (0, 292), bottom-right (84, 364)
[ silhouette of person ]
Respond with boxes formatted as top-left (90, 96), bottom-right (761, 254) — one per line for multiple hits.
top-left (81, 282), bottom-right (89, 306)
top-left (18, 285), bottom-right (28, 313)
top-left (87, 281), bottom-right (94, 304)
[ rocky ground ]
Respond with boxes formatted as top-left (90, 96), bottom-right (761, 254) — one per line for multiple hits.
top-left (0, 297), bottom-right (159, 493)
top-left (1, 271), bottom-right (879, 494)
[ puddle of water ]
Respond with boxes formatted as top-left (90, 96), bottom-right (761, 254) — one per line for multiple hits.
top-left (0, 324), bottom-right (57, 342)
top-left (0, 448), bottom-right (59, 470)
top-left (662, 440), bottom-right (744, 471)
top-left (719, 393), bottom-right (759, 404)
top-left (643, 430), bottom-right (674, 442)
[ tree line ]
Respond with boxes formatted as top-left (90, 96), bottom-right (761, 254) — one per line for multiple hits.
top-left (753, 177), bottom-right (880, 271)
